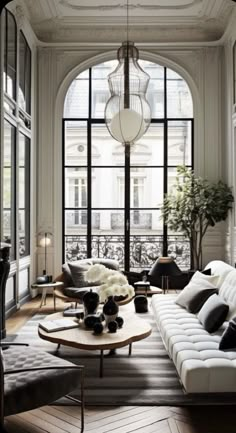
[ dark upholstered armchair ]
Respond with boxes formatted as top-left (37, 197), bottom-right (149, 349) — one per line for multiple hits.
top-left (53, 258), bottom-right (120, 310)
top-left (0, 342), bottom-right (84, 432)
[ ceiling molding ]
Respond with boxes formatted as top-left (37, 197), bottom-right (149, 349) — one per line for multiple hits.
top-left (59, 0), bottom-right (203, 12)
top-left (34, 15), bottom-right (222, 27)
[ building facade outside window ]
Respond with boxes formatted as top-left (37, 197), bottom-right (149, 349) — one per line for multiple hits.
top-left (63, 60), bottom-right (193, 271)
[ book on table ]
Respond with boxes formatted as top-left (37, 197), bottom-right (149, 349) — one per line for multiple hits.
top-left (38, 318), bottom-right (78, 332)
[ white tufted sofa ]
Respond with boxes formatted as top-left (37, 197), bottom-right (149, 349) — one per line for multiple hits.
top-left (151, 260), bottom-right (236, 393)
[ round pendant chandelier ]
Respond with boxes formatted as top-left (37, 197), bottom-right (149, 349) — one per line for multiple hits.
top-left (104, 1), bottom-right (151, 151)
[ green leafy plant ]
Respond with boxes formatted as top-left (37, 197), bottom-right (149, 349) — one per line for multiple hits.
top-left (161, 166), bottom-right (234, 270)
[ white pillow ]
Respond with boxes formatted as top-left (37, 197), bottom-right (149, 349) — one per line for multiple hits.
top-left (191, 271), bottom-right (220, 288)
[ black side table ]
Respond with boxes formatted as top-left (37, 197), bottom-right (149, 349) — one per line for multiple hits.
top-left (0, 243), bottom-right (11, 339)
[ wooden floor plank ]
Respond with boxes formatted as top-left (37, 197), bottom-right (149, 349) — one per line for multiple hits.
top-left (17, 411), bottom-right (73, 433)
top-left (134, 419), bottom-right (171, 433)
top-left (86, 408), bottom-right (171, 433)
top-left (168, 418), bottom-right (180, 433)
top-left (6, 414), bottom-right (49, 433)
top-left (29, 408), bottom-right (81, 433)
top-left (85, 406), bottom-right (161, 428)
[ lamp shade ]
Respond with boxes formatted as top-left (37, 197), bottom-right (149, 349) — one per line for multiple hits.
top-left (105, 41), bottom-right (151, 148)
top-left (149, 257), bottom-right (182, 278)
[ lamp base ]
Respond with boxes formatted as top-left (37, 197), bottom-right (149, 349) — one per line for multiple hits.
top-left (36, 275), bottom-right (53, 284)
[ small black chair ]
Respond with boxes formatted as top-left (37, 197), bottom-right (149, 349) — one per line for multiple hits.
top-left (0, 342), bottom-right (84, 432)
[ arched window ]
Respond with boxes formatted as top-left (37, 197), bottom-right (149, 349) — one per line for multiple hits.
top-left (63, 60), bottom-right (193, 271)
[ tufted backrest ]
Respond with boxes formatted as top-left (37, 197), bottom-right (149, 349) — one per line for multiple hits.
top-left (218, 270), bottom-right (236, 305)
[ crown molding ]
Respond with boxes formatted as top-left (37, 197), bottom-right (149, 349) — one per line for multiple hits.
top-left (59, 0), bottom-right (203, 12)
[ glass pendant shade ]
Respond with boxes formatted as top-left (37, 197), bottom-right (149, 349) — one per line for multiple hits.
top-left (105, 41), bottom-right (151, 148)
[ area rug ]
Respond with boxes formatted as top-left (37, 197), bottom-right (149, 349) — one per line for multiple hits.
top-left (8, 307), bottom-right (236, 406)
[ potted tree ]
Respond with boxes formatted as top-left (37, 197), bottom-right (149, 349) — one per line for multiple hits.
top-left (161, 166), bottom-right (234, 270)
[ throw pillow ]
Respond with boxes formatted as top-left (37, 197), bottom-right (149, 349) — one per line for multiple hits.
top-left (68, 262), bottom-right (99, 288)
top-left (197, 294), bottom-right (229, 333)
top-left (190, 271), bottom-right (220, 287)
top-left (219, 317), bottom-right (236, 350)
top-left (176, 282), bottom-right (217, 313)
top-left (62, 263), bottom-right (74, 287)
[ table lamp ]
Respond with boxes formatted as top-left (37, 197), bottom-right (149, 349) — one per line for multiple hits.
top-left (149, 257), bottom-right (182, 294)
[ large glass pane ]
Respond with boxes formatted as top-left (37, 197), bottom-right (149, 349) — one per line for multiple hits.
top-left (130, 209), bottom-right (162, 233)
top-left (130, 124), bottom-right (164, 166)
top-left (64, 70), bottom-right (89, 118)
top-left (3, 121), bottom-right (15, 259)
top-left (168, 121), bottom-right (192, 166)
top-left (91, 210), bottom-right (124, 235)
top-left (65, 235), bottom-right (87, 261)
top-left (19, 31), bottom-right (31, 114)
top-left (91, 124), bottom-right (125, 166)
top-left (64, 210), bottom-right (87, 235)
top-left (5, 11), bottom-right (16, 100)
top-left (140, 60), bottom-right (164, 118)
top-left (92, 168), bottom-right (124, 208)
top-left (64, 168), bottom-right (87, 208)
top-left (130, 167), bottom-right (163, 208)
top-left (92, 61), bottom-right (117, 118)
top-left (64, 121), bottom-right (87, 166)
top-left (19, 133), bottom-right (30, 257)
top-left (167, 69), bottom-right (193, 118)
top-left (130, 234), bottom-right (163, 271)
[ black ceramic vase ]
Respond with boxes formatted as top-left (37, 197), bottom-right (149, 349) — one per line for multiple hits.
top-left (83, 290), bottom-right (99, 316)
top-left (103, 296), bottom-right (119, 326)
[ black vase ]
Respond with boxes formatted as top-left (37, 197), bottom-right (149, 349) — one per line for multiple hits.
top-left (103, 296), bottom-right (119, 326)
top-left (83, 290), bottom-right (99, 316)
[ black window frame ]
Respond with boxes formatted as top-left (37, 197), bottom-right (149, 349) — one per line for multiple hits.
top-left (62, 63), bottom-right (194, 271)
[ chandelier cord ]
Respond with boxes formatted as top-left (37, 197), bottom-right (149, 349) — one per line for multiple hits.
top-left (126, 0), bottom-right (129, 42)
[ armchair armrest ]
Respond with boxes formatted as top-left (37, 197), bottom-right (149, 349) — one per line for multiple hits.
top-left (4, 365), bottom-right (84, 375)
top-left (0, 342), bottom-right (29, 347)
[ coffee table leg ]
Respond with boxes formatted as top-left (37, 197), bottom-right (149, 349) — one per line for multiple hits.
top-left (129, 343), bottom-right (132, 356)
top-left (56, 344), bottom-right (61, 351)
top-left (100, 350), bottom-right (104, 378)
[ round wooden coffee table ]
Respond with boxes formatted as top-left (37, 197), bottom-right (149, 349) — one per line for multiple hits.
top-left (38, 312), bottom-right (152, 377)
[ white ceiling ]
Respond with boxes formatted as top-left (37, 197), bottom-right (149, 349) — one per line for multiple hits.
top-left (19, 0), bottom-right (235, 43)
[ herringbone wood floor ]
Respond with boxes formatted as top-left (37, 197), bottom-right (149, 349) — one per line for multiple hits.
top-left (5, 296), bottom-right (236, 433)
top-left (5, 405), bottom-right (236, 433)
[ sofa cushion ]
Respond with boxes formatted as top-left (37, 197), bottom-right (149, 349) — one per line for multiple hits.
top-left (219, 317), bottom-right (236, 351)
top-left (68, 262), bottom-right (99, 288)
top-left (151, 292), bottom-right (236, 393)
top-left (197, 294), bottom-right (229, 333)
top-left (62, 286), bottom-right (99, 300)
top-left (175, 273), bottom-right (218, 313)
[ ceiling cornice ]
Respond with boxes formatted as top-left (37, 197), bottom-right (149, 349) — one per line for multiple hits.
top-left (59, 0), bottom-right (203, 12)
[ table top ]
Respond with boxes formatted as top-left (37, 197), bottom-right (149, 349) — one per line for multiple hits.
top-left (31, 281), bottom-right (63, 289)
top-left (38, 311), bottom-right (152, 351)
top-left (135, 286), bottom-right (163, 295)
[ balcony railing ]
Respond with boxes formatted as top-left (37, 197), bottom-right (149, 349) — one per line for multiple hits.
top-left (65, 234), bottom-right (190, 270)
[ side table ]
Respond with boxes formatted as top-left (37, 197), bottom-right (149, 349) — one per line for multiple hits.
top-left (31, 281), bottom-right (63, 308)
top-left (134, 285), bottom-right (163, 296)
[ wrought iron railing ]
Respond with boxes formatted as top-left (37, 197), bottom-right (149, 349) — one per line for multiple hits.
top-left (65, 234), bottom-right (190, 270)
